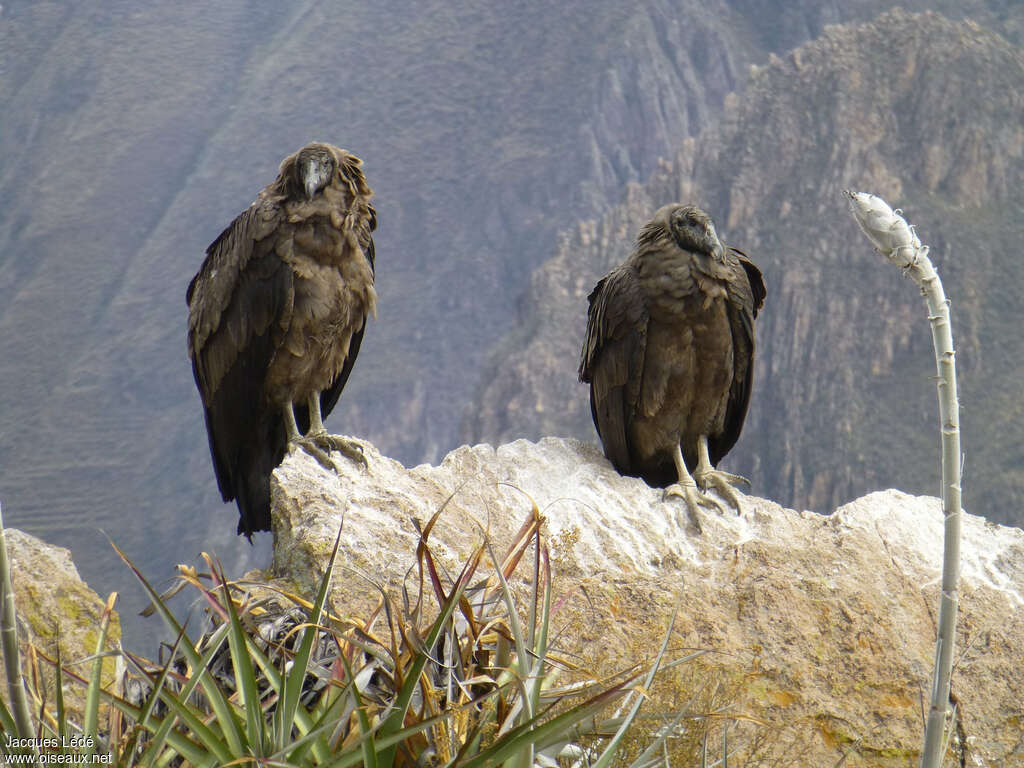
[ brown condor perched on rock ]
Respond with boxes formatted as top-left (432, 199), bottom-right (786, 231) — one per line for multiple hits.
top-left (187, 142), bottom-right (377, 538)
top-left (579, 203), bottom-right (765, 529)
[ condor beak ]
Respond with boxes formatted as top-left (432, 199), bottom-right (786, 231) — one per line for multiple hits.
top-left (304, 159), bottom-right (324, 200)
top-left (706, 224), bottom-right (725, 262)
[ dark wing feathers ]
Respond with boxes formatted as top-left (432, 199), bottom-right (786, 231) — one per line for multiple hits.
top-left (708, 247), bottom-right (765, 465)
top-left (188, 202), bottom-right (291, 399)
top-left (187, 202), bottom-right (294, 522)
top-left (736, 248), bottom-right (767, 315)
top-left (579, 264), bottom-right (649, 474)
top-left (200, 331), bottom-right (285, 533)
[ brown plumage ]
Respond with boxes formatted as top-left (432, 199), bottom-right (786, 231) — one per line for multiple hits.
top-left (187, 142), bottom-right (377, 537)
top-left (579, 204), bottom-right (765, 526)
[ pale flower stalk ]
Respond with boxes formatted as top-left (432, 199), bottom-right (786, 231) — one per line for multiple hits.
top-left (845, 191), bottom-right (962, 768)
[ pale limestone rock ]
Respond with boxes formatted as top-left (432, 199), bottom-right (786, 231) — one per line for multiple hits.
top-left (270, 436), bottom-right (1024, 767)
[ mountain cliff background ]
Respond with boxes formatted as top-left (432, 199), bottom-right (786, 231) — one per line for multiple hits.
top-left (1, 1), bottom-right (1021, 646)
top-left (465, 10), bottom-right (1024, 525)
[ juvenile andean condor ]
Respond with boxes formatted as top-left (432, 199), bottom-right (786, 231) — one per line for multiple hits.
top-left (579, 204), bottom-right (765, 529)
top-left (187, 142), bottom-right (376, 538)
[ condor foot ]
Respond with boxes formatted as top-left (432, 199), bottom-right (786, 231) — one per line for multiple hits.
top-left (693, 467), bottom-right (748, 513)
top-left (291, 431), bottom-right (367, 471)
top-left (663, 481), bottom-right (727, 533)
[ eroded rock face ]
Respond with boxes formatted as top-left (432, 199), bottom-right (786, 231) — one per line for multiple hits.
top-left (1, 528), bottom-right (121, 721)
top-left (271, 436), bottom-right (1024, 767)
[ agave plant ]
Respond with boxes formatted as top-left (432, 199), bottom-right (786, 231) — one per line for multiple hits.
top-left (2, 495), bottom-right (684, 768)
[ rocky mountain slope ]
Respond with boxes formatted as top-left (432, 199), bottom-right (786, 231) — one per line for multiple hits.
top-left (267, 437), bottom-right (1024, 766)
top-left (1, 2), bottom-right (1021, 647)
top-left (465, 10), bottom-right (1024, 526)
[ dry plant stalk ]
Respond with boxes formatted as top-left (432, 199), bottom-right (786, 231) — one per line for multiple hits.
top-left (845, 191), bottom-right (962, 768)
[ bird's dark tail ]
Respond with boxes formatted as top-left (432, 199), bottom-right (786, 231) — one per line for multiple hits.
top-left (233, 415), bottom-right (287, 540)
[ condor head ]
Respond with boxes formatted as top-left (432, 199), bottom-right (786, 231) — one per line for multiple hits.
top-left (668, 204), bottom-right (724, 262)
top-left (293, 143), bottom-right (337, 200)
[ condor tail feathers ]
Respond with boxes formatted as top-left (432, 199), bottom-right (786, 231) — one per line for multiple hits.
top-left (233, 415), bottom-right (287, 540)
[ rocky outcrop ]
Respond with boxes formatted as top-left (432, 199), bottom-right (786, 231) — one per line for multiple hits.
top-left (465, 10), bottom-right (1024, 527)
top-left (269, 437), bottom-right (1024, 767)
top-left (0, 528), bottom-right (121, 722)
